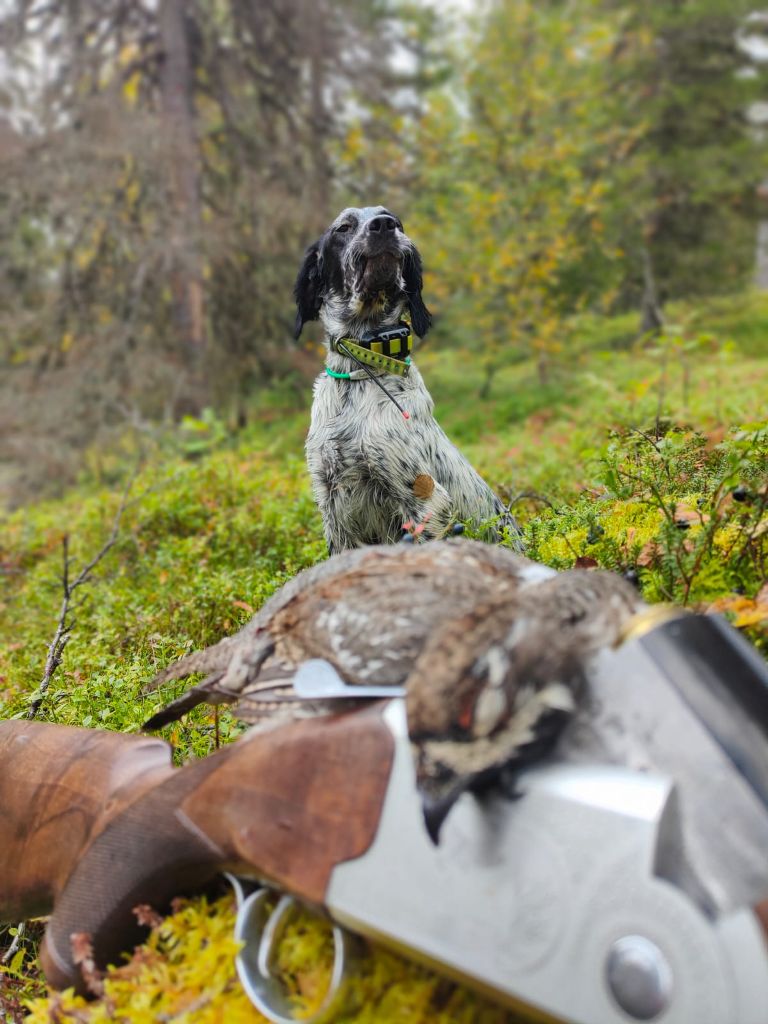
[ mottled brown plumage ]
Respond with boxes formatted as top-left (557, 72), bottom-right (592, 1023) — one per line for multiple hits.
top-left (143, 539), bottom-right (644, 827)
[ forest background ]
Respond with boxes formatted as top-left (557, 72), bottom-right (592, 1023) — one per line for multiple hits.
top-left (0, 1), bottom-right (767, 1019)
top-left (1, 0), bottom-right (768, 499)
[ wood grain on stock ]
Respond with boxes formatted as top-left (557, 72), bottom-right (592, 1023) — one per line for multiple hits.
top-left (34, 705), bottom-right (393, 992)
top-left (0, 720), bottom-right (173, 921)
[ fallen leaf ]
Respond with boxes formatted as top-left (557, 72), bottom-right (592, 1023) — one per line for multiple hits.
top-left (70, 932), bottom-right (104, 997)
top-left (133, 904), bottom-right (163, 929)
top-left (703, 425), bottom-right (727, 450)
top-left (714, 493), bottom-right (734, 516)
top-left (637, 541), bottom-right (660, 567)
top-left (232, 599), bottom-right (254, 615)
top-left (674, 502), bottom-right (709, 525)
top-left (706, 594), bottom-right (768, 628)
top-left (574, 556), bottom-right (598, 569)
top-left (412, 474), bottom-right (435, 500)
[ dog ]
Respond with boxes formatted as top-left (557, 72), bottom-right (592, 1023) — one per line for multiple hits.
top-left (294, 205), bottom-right (520, 553)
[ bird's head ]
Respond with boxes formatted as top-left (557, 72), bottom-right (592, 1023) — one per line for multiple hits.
top-left (405, 569), bottom-right (644, 843)
top-left (411, 679), bottom-right (573, 839)
top-left (408, 637), bottom-right (577, 843)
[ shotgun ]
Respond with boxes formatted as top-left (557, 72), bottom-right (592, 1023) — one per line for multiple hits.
top-left (2, 612), bottom-right (768, 1024)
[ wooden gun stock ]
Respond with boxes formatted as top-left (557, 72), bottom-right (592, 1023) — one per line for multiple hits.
top-left (0, 709), bottom-right (394, 992)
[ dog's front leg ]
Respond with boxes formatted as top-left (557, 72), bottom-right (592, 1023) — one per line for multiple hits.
top-left (311, 478), bottom-right (360, 555)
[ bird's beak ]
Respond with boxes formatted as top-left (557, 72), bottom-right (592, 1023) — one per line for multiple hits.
top-left (421, 780), bottom-right (469, 845)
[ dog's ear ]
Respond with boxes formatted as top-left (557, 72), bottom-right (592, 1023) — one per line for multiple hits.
top-left (403, 247), bottom-right (432, 338)
top-left (293, 239), bottom-right (325, 339)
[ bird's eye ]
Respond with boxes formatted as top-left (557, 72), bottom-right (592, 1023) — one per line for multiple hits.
top-left (334, 223), bottom-right (351, 234)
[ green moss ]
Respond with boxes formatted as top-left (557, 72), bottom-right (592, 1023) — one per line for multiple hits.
top-left (0, 444), bottom-right (326, 754)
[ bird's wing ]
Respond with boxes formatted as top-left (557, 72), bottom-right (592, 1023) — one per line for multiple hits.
top-left (142, 672), bottom-right (231, 730)
top-left (140, 547), bottom-right (389, 697)
top-left (265, 541), bottom-right (537, 682)
top-left (141, 539), bottom-right (547, 730)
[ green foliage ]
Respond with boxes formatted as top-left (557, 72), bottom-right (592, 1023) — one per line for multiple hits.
top-left (0, 436), bottom-right (325, 757)
top-left (336, 0), bottom-right (768, 378)
top-left (627, 0), bottom-right (766, 299)
top-left (3, 0), bottom-right (768, 498)
top-left (404, 0), bottom-right (645, 379)
top-left (524, 424), bottom-right (768, 650)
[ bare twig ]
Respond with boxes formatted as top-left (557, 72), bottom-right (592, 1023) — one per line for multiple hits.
top-left (506, 490), bottom-right (559, 512)
top-left (629, 427), bottom-right (673, 482)
top-left (26, 471), bottom-right (137, 720)
top-left (1, 922), bottom-right (25, 965)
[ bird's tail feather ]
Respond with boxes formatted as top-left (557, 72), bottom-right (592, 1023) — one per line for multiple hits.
top-left (142, 635), bottom-right (240, 694)
top-left (142, 673), bottom-right (234, 730)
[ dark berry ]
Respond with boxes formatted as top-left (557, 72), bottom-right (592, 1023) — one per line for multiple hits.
top-left (623, 568), bottom-right (640, 589)
top-left (451, 523), bottom-right (465, 536)
top-left (732, 485), bottom-right (751, 503)
top-left (400, 532), bottom-right (415, 544)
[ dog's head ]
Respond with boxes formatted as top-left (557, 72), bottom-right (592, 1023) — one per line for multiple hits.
top-left (293, 206), bottom-right (431, 341)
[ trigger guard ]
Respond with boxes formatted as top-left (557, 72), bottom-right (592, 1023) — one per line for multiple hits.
top-left (228, 880), bottom-right (356, 1024)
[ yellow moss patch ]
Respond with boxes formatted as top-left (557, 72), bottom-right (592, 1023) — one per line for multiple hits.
top-left (26, 895), bottom-right (517, 1023)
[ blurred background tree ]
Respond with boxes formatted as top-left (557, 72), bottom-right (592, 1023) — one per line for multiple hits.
top-left (0, 0), bottom-right (765, 497)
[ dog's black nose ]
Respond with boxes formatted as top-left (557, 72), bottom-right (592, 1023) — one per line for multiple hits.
top-left (367, 215), bottom-right (397, 234)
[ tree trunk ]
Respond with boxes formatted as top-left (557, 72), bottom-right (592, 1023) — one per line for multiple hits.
top-left (640, 244), bottom-right (664, 335)
top-left (305, 0), bottom-right (331, 226)
top-left (478, 361), bottom-right (496, 400)
top-left (159, 0), bottom-right (207, 416)
top-left (754, 183), bottom-right (768, 290)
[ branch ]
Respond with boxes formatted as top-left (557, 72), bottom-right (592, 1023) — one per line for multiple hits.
top-left (26, 470), bottom-right (137, 720)
top-left (1, 921), bottom-right (25, 966)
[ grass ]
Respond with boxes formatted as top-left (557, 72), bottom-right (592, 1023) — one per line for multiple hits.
top-left (1, 290), bottom-right (767, 1020)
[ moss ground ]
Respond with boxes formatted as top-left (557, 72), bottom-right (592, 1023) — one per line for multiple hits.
top-left (1, 292), bottom-right (766, 1020)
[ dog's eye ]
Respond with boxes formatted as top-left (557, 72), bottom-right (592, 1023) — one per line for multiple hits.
top-left (334, 223), bottom-right (351, 234)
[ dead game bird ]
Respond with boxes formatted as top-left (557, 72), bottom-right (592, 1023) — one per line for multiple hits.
top-left (143, 540), bottom-right (644, 839)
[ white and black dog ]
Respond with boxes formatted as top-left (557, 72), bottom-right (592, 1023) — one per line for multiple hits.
top-left (294, 205), bottom-right (520, 553)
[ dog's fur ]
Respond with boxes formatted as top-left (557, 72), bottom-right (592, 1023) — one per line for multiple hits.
top-left (295, 205), bottom-right (519, 553)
